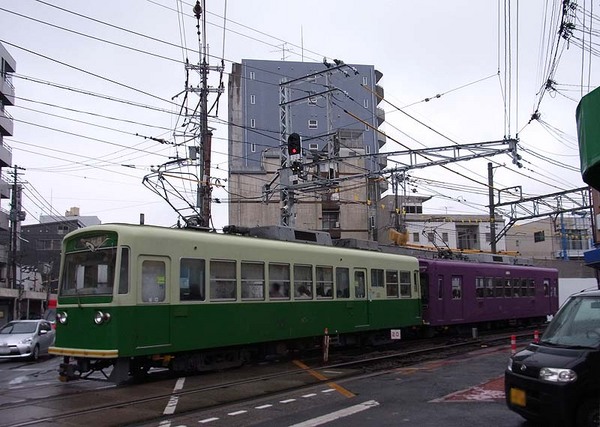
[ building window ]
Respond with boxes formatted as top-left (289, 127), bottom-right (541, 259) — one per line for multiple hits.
top-left (427, 233), bottom-right (435, 243)
top-left (250, 118), bottom-right (256, 128)
top-left (57, 225), bottom-right (69, 235)
top-left (36, 239), bottom-right (61, 250)
top-left (363, 99), bottom-right (369, 108)
top-left (485, 232), bottom-right (491, 243)
top-left (309, 143), bottom-right (318, 150)
top-left (362, 76), bottom-right (368, 85)
top-left (308, 119), bottom-right (318, 129)
top-left (249, 71), bottom-right (255, 80)
top-left (250, 143), bottom-right (256, 153)
top-left (365, 145), bottom-right (370, 155)
top-left (322, 210), bottom-right (339, 229)
top-left (442, 232), bottom-right (449, 242)
top-left (308, 91), bottom-right (317, 105)
top-left (534, 230), bottom-right (545, 243)
top-left (413, 232), bottom-right (420, 243)
top-left (250, 94), bottom-right (256, 105)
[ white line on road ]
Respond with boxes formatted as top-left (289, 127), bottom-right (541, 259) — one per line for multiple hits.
top-left (287, 400), bottom-right (380, 427)
top-left (163, 377), bottom-right (186, 415)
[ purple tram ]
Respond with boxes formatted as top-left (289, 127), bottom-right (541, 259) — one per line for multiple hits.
top-left (419, 259), bottom-right (559, 332)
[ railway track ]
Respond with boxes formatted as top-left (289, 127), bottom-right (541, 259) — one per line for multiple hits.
top-left (0, 327), bottom-right (540, 427)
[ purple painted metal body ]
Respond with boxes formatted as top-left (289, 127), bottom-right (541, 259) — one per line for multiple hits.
top-left (419, 259), bottom-right (559, 328)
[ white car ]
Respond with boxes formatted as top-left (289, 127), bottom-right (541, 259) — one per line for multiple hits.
top-left (0, 320), bottom-right (55, 361)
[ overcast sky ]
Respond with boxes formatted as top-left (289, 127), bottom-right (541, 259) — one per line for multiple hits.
top-left (0, 0), bottom-right (596, 229)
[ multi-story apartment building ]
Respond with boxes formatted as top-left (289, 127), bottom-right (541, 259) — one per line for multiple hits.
top-left (0, 43), bottom-right (18, 323)
top-left (505, 216), bottom-right (592, 260)
top-left (228, 59), bottom-right (387, 240)
top-left (376, 194), bottom-right (509, 253)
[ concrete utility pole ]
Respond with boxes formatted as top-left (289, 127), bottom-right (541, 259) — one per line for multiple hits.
top-left (187, 0), bottom-right (223, 228)
top-left (488, 162), bottom-right (497, 253)
top-left (9, 165), bottom-right (25, 319)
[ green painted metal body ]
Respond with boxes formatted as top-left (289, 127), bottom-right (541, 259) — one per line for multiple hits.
top-left (577, 87), bottom-right (600, 190)
top-left (53, 224), bottom-right (422, 360)
top-left (55, 299), bottom-right (420, 357)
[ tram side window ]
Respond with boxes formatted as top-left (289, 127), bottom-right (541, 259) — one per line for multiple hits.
top-left (118, 247), bottom-right (129, 294)
top-left (336, 267), bottom-right (350, 298)
top-left (316, 266), bottom-right (334, 298)
top-left (451, 276), bottom-right (462, 299)
top-left (210, 260), bottom-right (236, 300)
top-left (476, 277), bottom-right (485, 298)
top-left (399, 271), bottom-right (411, 297)
top-left (485, 278), bottom-right (494, 297)
top-left (141, 260), bottom-right (166, 303)
top-left (269, 263), bottom-right (290, 299)
top-left (386, 270), bottom-right (399, 298)
top-left (371, 269), bottom-right (384, 288)
top-left (528, 279), bottom-right (535, 296)
top-left (294, 264), bottom-right (313, 299)
top-left (354, 270), bottom-right (366, 299)
top-left (494, 277), bottom-right (504, 297)
top-left (413, 271), bottom-right (419, 295)
top-left (180, 258), bottom-right (205, 301)
top-left (241, 261), bottom-right (265, 300)
top-left (517, 278), bottom-right (527, 297)
top-left (504, 279), bottom-right (513, 297)
top-left (437, 275), bottom-right (443, 299)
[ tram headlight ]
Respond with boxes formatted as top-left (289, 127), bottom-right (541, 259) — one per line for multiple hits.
top-left (93, 311), bottom-right (111, 325)
top-left (56, 312), bottom-right (68, 324)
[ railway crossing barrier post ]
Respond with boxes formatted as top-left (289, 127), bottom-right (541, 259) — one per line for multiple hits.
top-left (323, 327), bottom-right (330, 363)
top-left (510, 335), bottom-right (517, 354)
top-left (534, 330), bottom-right (539, 343)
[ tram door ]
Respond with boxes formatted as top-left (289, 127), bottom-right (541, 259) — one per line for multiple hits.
top-left (545, 278), bottom-right (559, 313)
top-left (135, 256), bottom-right (171, 349)
top-left (353, 268), bottom-right (370, 327)
top-left (447, 275), bottom-right (465, 321)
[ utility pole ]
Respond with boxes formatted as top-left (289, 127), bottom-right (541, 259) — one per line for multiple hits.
top-left (9, 165), bottom-right (25, 319)
top-left (189, 0), bottom-right (223, 228)
top-left (488, 162), bottom-right (497, 253)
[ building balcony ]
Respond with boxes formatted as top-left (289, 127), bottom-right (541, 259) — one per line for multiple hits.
top-left (376, 107), bottom-right (385, 127)
top-left (377, 132), bottom-right (386, 149)
top-left (0, 75), bottom-right (15, 106)
top-left (375, 84), bottom-right (384, 105)
top-left (0, 208), bottom-right (8, 231)
top-left (0, 140), bottom-right (12, 167)
top-left (0, 175), bottom-right (9, 198)
top-left (378, 153), bottom-right (387, 169)
top-left (0, 108), bottom-right (13, 136)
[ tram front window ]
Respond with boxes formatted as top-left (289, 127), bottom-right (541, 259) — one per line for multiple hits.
top-left (61, 248), bottom-right (117, 296)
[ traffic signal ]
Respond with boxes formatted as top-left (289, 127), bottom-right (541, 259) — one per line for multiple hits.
top-left (287, 133), bottom-right (301, 157)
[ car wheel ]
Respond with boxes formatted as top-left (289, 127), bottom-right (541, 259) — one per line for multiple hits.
top-left (30, 345), bottom-right (40, 362)
top-left (576, 397), bottom-right (600, 427)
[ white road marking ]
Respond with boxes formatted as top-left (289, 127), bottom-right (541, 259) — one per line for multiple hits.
top-left (287, 400), bottom-right (380, 427)
top-left (321, 389), bottom-right (335, 393)
top-left (228, 410), bottom-right (248, 416)
top-left (302, 393), bottom-right (317, 398)
top-left (198, 417), bottom-right (219, 423)
top-left (255, 404), bottom-right (273, 409)
top-left (163, 377), bottom-right (186, 415)
top-left (280, 399), bottom-right (296, 404)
